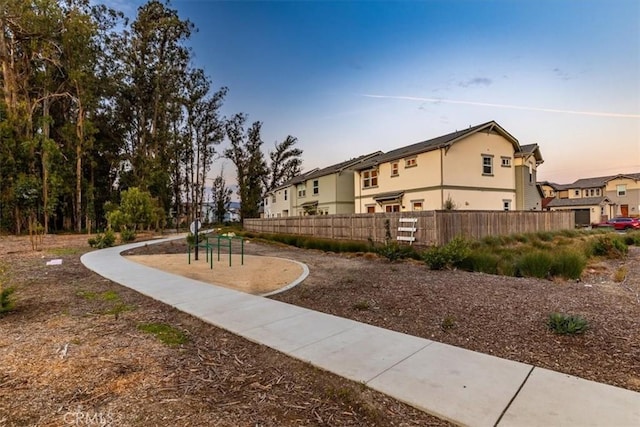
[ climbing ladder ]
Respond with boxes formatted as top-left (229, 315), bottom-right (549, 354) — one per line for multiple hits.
top-left (397, 218), bottom-right (418, 245)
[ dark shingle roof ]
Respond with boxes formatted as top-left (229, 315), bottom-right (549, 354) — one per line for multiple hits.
top-left (268, 151), bottom-right (383, 194)
top-left (547, 197), bottom-right (610, 208)
top-left (568, 173), bottom-right (640, 189)
top-left (353, 121), bottom-right (519, 170)
top-left (516, 143), bottom-right (543, 163)
top-left (301, 151), bottom-right (382, 180)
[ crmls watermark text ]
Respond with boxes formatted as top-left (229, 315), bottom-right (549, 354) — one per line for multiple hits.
top-left (62, 409), bottom-right (116, 426)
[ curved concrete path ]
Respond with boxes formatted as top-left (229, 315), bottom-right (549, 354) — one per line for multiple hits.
top-left (82, 237), bottom-right (640, 427)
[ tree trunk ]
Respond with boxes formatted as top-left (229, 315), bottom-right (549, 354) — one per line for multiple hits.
top-left (42, 97), bottom-right (50, 234)
top-left (75, 97), bottom-right (84, 233)
top-left (0, 24), bottom-right (18, 116)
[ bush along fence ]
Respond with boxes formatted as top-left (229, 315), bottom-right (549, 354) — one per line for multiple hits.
top-left (244, 210), bottom-right (574, 247)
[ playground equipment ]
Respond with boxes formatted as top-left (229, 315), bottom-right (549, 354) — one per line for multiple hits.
top-left (188, 233), bottom-right (244, 268)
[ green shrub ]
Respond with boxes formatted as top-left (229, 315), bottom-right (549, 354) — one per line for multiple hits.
top-left (422, 246), bottom-right (449, 270)
top-left (120, 228), bottom-right (136, 243)
top-left (461, 251), bottom-right (499, 274)
top-left (536, 231), bottom-right (554, 242)
top-left (547, 313), bottom-right (588, 335)
top-left (513, 233), bottom-right (529, 244)
top-left (516, 251), bottom-right (553, 278)
top-left (352, 300), bottom-right (370, 311)
top-left (628, 231), bottom-right (640, 246)
top-left (531, 240), bottom-right (552, 250)
top-left (497, 258), bottom-right (517, 276)
top-left (375, 243), bottom-right (418, 261)
top-left (622, 232), bottom-right (640, 246)
top-left (339, 240), bottom-right (371, 253)
top-left (186, 232), bottom-right (208, 246)
top-left (550, 250), bottom-right (587, 280)
top-left (589, 235), bottom-right (628, 258)
top-left (423, 237), bottom-right (471, 270)
top-left (481, 235), bottom-right (505, 247)
top-left (560, 229), bottom-right (580, 238)
top-left (88, 229), bottom-right (116, 249)
top-left (440, 315), bottom-right (456, 331)
top-left (0, 287), bottom-right (15, 314)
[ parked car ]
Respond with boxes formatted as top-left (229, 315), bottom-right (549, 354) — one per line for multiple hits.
top-left (592, 217), bottom-right (640, 230)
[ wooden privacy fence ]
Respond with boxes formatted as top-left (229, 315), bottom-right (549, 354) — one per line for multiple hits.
top-left (244, 210), bottom-right (574, 247)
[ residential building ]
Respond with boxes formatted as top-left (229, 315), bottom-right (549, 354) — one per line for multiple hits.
top-left (202, 201), bottom-right (241, 223)
top-left (514, 144), bottom-right (544, 210)
top-left (543, 173), bottom-right (640, 225)
top-left (352, 121), bottom-right (542, 213)
top-left (263, 153), bottom-right (381, 218)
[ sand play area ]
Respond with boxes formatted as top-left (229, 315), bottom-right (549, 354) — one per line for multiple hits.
top-left (125, 253), bottom-right (305, 295)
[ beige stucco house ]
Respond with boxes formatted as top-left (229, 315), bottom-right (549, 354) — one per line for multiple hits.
top-left (543, 173), bottom-right (640, 225)
top-left (263, 153), bottom-right (381, 218)
top-left (352, 121), bottom-right (542, 213)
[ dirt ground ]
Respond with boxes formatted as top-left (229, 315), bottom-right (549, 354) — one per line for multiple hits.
top-left (125, 253), bottom-right (304, 295)
top-left (126, 235), bottom-right (640, 395)
top-left (0, 234), bottom-right (450, 427)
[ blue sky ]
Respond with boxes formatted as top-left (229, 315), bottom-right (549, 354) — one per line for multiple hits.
top-left (107, 0), bottom-right (639, 184)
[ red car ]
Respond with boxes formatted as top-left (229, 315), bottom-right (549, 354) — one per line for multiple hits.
top-left (593, 217), bottom-right (640, 230)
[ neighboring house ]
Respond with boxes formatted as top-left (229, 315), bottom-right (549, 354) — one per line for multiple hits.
top-left (546, 197), bottom-right (612, 226)
top-left (202, 201), bottom-right (241, 223)
top-left (352, 121), bottom-right (542, 213)
top-left (514, 144), bottom-right (544, 210)
top-left (542, 173), bottom-right (640, 225)
top-left (263, 152), bottom-right (381, 218)
top-left (604, 174), bottom-right (640, 217)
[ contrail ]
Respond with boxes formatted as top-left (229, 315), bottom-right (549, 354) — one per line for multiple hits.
top-left (362, 94), bottom-right (640, 119)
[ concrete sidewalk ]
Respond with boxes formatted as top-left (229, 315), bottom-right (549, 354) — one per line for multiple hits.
top-left (81, 237), bottom-right (640, 426)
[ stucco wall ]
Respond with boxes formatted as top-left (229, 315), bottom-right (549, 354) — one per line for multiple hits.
top-left (605, 177), bottom-right (640, 216)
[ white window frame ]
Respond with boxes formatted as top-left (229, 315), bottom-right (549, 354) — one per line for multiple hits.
top-left (503, 199), bottom-right (511, 211)
top-left (312, 180), bottom-right (319, 195)
top-left (284, 189), bottom-right (288, 201)
top-left (482, 155), bottom-right (493, 176)
top-left (501, 156), bottom-right (511, 168)
top-left (412, 200), bottom-right (423, 211)
top-left (385, 204), bottom-right (400, 213)
top-left (617, 184), bottom-right (626, 196)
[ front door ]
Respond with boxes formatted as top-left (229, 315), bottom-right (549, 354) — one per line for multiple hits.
top-left (621, 205), bottom-right (629, 216)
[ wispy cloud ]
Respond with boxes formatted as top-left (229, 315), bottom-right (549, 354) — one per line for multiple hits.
top-left (553, 67), bottom-right (573, 81)
top-left (459, 77), bottom-right (492, 88)
top-left (361, 94), bottom-right (640, 119)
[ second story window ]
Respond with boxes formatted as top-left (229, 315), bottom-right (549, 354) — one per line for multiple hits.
top-left (482, 155), bottom-right (493, 176)
top-left (617, 185), bottom-right (626, 196)
top-left (391, 162), bottom-right (399, 176)
top-left (405, 157), bottom-right (417, 168)
top-left (284, 189), bottom-right (288, 201)
top-left (362, 169), bottom-right (378, 188)
top-left (501, 157), bottom-right (511, 167)
top-left (574, 190), bottom-right (579, 197)
top-left (313, 180), bottom-right (319, 195)
top-left (271, 195), bottom-right (276, 203)
top-left (297, 184), bottom-right (306, 198)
